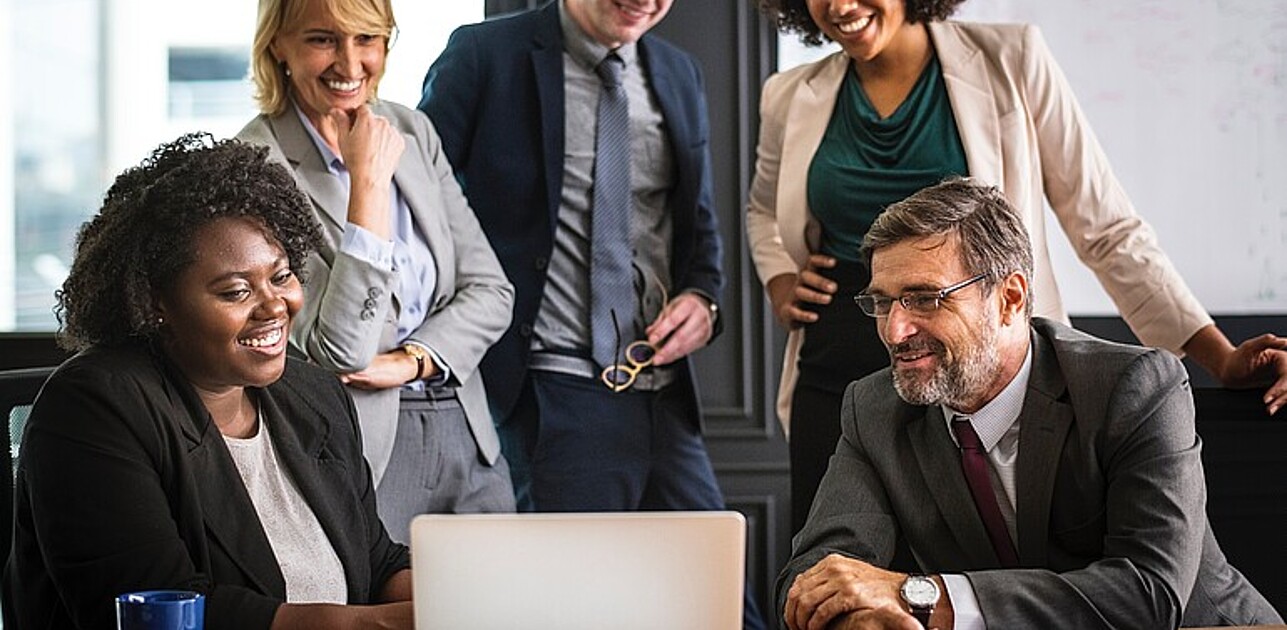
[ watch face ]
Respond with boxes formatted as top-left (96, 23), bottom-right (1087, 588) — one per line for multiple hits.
top-left (901, 576), bottom-right (940, 608)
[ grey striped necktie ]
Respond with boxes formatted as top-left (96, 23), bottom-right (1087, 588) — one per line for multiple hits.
top-left (590, 53), bottom-right (637, 370)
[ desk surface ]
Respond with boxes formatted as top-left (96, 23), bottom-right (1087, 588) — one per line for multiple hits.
top-left (1183, 626), bottom-right (1287, 629)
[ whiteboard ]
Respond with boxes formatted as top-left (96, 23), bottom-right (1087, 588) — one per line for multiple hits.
top-left (780, 1), bottom-right (1287, 315)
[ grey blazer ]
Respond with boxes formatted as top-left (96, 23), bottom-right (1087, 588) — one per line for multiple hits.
top-left (237, 101), bottom-right (514, 484)
top-left (777, 318), bottom-right (1280, 628)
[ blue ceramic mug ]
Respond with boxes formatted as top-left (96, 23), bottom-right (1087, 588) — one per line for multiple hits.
top-left (115, 590), bottom-right (205, 630)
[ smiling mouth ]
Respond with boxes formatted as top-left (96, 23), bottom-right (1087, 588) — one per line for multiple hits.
top-left (324, 78), bottom-right (362, 92)
top-left (614, 1), bottom-right (652, 19)
top-left (237, 327), bottom-right (284, 349)
top-left (836, 14), bottom-right (872, 34)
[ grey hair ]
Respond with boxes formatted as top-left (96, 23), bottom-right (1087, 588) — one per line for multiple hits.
top-left (861, 177), bottom-right (1034, 318)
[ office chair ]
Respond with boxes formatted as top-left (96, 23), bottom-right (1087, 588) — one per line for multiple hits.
top-left (0, 366), bottom-right (56, 571)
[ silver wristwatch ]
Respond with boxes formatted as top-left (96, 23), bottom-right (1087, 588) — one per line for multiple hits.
top-left (899, 574), bottom-right (940, 628)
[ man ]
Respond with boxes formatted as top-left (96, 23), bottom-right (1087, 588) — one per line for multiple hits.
top-left (779, 179), bottom-right (1281, 629)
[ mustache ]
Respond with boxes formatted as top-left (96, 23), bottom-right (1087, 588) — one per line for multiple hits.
top-left (889, 335), bottom-right (945, 359)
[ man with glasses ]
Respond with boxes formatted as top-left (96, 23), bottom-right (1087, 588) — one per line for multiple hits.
top-left (778, 178), bottom-right (1280, 630)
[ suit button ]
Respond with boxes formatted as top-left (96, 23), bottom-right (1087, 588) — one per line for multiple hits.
top-left (519, 323), bottom-right (533, 337)
top-left (534, 256), bottom-right (548, 271)
top-left (368, 287), bottom-right (383, 299)
top-left (364, 298), bottom-right (377, 310)
top-left (360, 310), bottom-right (374, 321)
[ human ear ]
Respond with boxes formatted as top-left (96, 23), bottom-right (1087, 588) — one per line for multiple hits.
top-left (997, 272), bottom-right (1029, 325)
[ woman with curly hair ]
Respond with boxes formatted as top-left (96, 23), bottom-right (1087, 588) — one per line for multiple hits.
top-left (2, 134), bottom-right (414, 629)
top-left (237, 0), bottom-right (517, 540)
top-left (748, 0), bottom-right (1287, 534)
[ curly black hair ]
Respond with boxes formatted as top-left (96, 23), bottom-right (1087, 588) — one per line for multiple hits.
top-left (56, 133), bottom-right (322, 351)
top-left (758, 0), bottom-right (967, 46)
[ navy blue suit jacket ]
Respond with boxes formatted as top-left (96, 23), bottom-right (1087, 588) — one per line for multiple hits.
top-left (419, 1), bottom-right (723, 419)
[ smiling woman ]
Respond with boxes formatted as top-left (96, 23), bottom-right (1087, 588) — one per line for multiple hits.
top-left (2, 134), bottom-right (416, 630)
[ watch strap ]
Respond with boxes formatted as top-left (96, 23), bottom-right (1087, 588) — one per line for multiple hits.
top-left (911, 606), bottom-right (932, 628)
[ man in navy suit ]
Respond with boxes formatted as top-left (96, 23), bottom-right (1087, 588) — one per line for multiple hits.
top-left (421, 0), bottom-right (732, 532)
top-left (420, 4), bottom-right (765, 625)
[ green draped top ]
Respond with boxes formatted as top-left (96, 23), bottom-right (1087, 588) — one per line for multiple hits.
top-left (807, 53), bottom-right (969, 262)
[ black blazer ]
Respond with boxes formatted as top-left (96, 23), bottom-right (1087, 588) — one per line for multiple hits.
top-left (2, 345), bottom-right (409, 630)
top-left (420, 1), bottom-right (724, 419)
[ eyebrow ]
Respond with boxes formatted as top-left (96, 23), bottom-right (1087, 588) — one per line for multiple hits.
top-left (864, 282), bottom-right (943, 296)
top-left (205, 256), bottom-right (291, 285)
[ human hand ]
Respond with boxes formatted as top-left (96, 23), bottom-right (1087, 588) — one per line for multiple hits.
top-left (324, 105), bottom-right (405, 188)
top-left (340, 350), bottom-right (432, 390)
top-left (784, 554), bottom-right (910, 630)
top-left (766, 255), bottom-right (838, 330)
top-left (1217, 334), bottom-right (1287, 415)
top-left (645, 292), bottom-right (716, 366)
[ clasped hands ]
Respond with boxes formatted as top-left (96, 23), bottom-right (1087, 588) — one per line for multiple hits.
top-left (785, 554), bottom-right (942, 630)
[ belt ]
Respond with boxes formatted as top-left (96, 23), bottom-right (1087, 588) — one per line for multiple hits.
top-left (529, 351), bottom-right (677, 392)
top-left (400, 385), bottom-right (459, 402)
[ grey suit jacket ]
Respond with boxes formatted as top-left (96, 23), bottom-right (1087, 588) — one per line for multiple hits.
top-left (237, 101), bottom-right (514, 484)
top-left (777, 318), bottom-right (1280, 628)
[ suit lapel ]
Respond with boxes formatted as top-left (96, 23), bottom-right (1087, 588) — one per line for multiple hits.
top-left (532, 3), bottom-right (565, 232)
top-left (170, 379), bottom-right (285, 596)
top-left (385, 104), bottom-right (448, 307)
top-left (268, 110), bottom-right (351, 236)
top-left (779, 53), bottom-right (848, 230)
top-left (1014, 332), bottom-right (1072, 565)
top-left (909, 405), bottom-right (1001, 568)
top-left (258, 389), bottom-right (366, 602)
top-left (930, 22), bottom-right (1004, 187)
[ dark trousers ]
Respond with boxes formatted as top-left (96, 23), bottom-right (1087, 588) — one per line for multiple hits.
top-left (376, 391), bottom-right (516, 544)
top-left (790, 260), bottom-right (888, 535)
top-left (497, 369), bottom-right (766, 630)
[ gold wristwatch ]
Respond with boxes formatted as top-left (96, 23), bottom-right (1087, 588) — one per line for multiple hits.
top-left (403, 344), bottom-right (429, 382)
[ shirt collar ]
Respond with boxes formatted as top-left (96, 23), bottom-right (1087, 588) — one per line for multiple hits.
top-left (558, 0), bottom-right (638, 70)
top-left (942, 340), bottom-right (1034, 451)
top-left (292, 101), bottom-right (343, 173)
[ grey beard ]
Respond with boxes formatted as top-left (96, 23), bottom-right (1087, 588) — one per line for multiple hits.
top-left (892, 323), bottom-right (1001, 409)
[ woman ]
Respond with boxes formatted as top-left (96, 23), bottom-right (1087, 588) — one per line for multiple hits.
top-left (237, 0), bottom-right (517, 541)
top-left (749, 0), bottom-right (1287, 532)
top-left (2, 135), bottom-right (412, 630)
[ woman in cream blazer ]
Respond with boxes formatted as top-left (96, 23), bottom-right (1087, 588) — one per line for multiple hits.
top-left (748, 8), bottom-right (1285, 531)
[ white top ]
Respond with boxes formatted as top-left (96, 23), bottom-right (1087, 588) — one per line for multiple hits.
top-left (224, 410), bottom-right (348, 604)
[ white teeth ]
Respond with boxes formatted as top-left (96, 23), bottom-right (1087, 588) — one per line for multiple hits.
top-left (325, 79), bottom-right (361, 92)
top-left (238, 328), bottom-right (283, 348)
top-left (837, 15), bottom-right (872, 34)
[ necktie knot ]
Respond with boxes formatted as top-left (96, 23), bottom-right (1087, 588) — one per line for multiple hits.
top-left (596, 54), bottom-right (624, 89)
top-left (951, 417), bottom-right (983, 452)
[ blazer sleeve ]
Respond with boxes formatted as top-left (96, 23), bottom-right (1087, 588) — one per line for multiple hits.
top-left (1021, 25), bottom-right (1211, 353)
top-left (773, 378), bottom-right (902, 622)
top-left (968, 350), bottom-right (1204, 628)
top-left (403, 110), bottom-right (514, 386)
top-left (236, 117), bottom-right (397, 374)
top-left (16, 362), bottom-right (281, 630)
top-left (746, 71), bottom-right (804, 286)
top-left (418, 25), bottom-right (482, 176)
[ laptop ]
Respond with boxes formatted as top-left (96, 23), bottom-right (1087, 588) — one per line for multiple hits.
top-left (409, 511), bottom-right (746, 630)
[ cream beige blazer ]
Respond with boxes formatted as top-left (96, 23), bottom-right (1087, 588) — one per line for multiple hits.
top-left (746, 22), bottom-right (1211, 435)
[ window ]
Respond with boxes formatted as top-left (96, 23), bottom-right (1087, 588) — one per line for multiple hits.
top-left (0, 0), bottom-right (484, 331)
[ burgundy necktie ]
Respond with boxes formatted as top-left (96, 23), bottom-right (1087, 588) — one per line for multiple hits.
top-left (951, 417), bottom-right (1020, 567)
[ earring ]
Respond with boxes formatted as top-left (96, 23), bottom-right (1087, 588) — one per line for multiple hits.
top-left (155, 316), bottom-right (165, 326)
top-left (281, 63), bottom-right (292, 77)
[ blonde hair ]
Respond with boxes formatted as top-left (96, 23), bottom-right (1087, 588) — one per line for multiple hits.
top-left (251, 0), bottom-right (397, 116)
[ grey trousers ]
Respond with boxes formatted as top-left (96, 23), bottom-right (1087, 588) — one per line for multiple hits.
top-left (375, 390), bottom-right (516, 544)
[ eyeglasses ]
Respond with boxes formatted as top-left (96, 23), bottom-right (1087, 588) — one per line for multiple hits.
top-left (600, 278), bottom-right (668, 393)
top-left (854, 273), bottom-right (988, 318)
